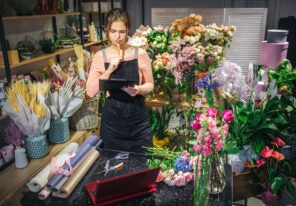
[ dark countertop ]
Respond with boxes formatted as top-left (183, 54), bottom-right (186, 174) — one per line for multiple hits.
top-left (20, 149), bottom-right (232, 206)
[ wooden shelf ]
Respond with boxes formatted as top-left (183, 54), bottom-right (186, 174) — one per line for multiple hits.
top-left (0, 130), bottom-right (91, 206)
top-left (0, 39), bottom-right (107, 70)
top-left (0, 47), bottom-right (76, 69)
top-left (2, 12), bottom-right (81, 21)
top-left (84, 39), bottom-right (107, 47)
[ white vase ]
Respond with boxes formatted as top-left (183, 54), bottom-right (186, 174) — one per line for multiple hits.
top-left (15, 147), bottom-right (28, 169)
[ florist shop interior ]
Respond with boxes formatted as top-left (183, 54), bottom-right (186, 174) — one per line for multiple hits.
top-left (1, 0), bottom-right (296, 206)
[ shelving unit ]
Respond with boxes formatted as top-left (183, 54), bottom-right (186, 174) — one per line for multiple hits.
top-left (0, 2), bottom-right (85, 84)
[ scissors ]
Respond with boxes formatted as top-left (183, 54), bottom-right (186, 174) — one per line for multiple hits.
top-left (98, 160), bottom-right (124, 176)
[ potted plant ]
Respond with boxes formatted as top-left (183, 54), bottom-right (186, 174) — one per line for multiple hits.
top-left (148, 104), bottom-right (175, 147)
top-left (244, 137), bottom-right (296, 205)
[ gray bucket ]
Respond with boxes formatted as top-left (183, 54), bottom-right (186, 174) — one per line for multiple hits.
top-left (267, 29), bottom-right (289, 43)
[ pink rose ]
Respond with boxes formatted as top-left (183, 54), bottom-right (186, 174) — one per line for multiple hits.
top-left (191, 120), bottom-right (201, 131)
top-left (183, 172), bottom-right (193, 182)
top-left (222, 109), bottom-right (234, 123)
top-left (206, 108), bottom-right (218, 118)
top-left (174, 175), bottom-right (186, 187)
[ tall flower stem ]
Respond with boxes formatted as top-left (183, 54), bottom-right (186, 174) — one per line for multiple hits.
top-left (209, 149), bottom-right (226, 194)
top-left (194, 156), bottom-right (210, 206)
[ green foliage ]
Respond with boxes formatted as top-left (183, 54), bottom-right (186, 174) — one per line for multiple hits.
top-left (269, 59), bottom-right (296, 94)
top-left (226, 96), bottom-right (290, 153)
top-left (145, 145), bottom-right (181, 171)
top-left (148, 104), bottom-right (175, 139)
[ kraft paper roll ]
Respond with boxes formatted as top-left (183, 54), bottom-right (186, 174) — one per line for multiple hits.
top-left (38, 186), bottom-right (51, 200)
top-left (26, 142), bottom-right (79, 192)
top-left (53, 149), bottom-right (99, 198)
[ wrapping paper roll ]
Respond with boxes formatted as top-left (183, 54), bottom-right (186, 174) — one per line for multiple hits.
top-left (81, 135), bottom-right (100, 147)
top-left (52, 149), bottom-right (100, 198)
top-left (47, 143), bottom-right (92, 190)
top-left (260, 41), bottom-right (289, 69)
top-left (26, 142), bottom-right (79, 192)
top-left (38, 186), bottom-right (51, 200)
top-left (53, 147), bottom-right (95, 191)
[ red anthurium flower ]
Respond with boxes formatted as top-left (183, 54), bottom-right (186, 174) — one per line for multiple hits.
top-left (206, 108), bottom-right (218, 118)
top-left (271, 137), bottom-right (285, 147)
top-left (271, 151), bottom-right (285, 161)
top-left (191, 120), bottom-right (201, 131)
top-left (222, 109), bottom-right (234, 123)
top-left (260, 146), bottom-right (273, 158)
top-left (256, 159), bottom-right (265, 168)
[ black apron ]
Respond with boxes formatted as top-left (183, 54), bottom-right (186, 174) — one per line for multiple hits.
top-left (99, 48), bottom-right (152, 153)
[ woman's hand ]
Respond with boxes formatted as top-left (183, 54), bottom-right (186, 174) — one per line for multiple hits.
top-left (109, 44), bottom-right (123, 71)
top-left (122, 85), bottom-right (141, 96)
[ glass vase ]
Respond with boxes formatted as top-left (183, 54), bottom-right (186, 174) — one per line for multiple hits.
top-left (193, 157), bottom-right (210, 206)
top-left (209, 150), bottom-right (226, 194)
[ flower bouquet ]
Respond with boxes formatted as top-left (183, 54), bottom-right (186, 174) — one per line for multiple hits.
top-left (190, 107), bottom-right (234, 203)
top-left (4, 80), bottom-right (51, 158)
top-left (145, 146), bottom-right (194, 187)
top-left (46, 76), bottom-right (85, 143)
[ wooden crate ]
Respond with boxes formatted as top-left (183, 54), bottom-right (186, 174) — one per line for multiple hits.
top-left (233, 171), bottom-right (262, 201)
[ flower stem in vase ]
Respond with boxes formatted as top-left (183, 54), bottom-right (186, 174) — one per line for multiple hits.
top-left (209, 151), bottom-right (226, 194)
top-left (193, 157), bottom-right (210, 206)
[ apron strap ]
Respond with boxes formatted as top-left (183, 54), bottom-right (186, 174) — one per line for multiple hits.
top-left (102, 49), bottom-right (108, 63)
top-left (134, 47), bottom-right (138, 58)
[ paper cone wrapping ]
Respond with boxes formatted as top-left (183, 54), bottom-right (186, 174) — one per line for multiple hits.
top-left (260, 41), bottom-right (289, 69)
top-left (26, 142), bottom-right (79, 192)
top-left (54, 149), bottom-right (99, 198)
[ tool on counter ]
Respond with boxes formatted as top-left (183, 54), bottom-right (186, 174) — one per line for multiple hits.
top-left (97, 161), bottom-right (124, 176)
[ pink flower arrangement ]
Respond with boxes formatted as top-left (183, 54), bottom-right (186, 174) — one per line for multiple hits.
top-left (191, 108), bottom-right (234, 156)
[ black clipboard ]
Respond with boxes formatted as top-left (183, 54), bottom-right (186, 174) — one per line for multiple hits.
top-left (99, 78), bottom-right (137, 91)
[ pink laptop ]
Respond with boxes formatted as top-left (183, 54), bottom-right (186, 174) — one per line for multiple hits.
top-left (85, 167), bottom-right (161, 206)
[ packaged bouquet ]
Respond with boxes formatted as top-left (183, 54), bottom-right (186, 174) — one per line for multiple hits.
top-left (46, 76), bottom-right (85, 143)
top-left (4, 80), bottom-right (51, 158)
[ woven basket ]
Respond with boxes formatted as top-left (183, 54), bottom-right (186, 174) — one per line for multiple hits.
top-left (69, 96), bottom-right (100, 131)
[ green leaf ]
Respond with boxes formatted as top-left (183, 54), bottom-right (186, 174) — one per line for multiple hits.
top-left (271, 177), bottom-right (284, 195)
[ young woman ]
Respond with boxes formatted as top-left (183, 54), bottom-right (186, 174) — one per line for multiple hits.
top-left (86, 8), bottom-right (154, 153)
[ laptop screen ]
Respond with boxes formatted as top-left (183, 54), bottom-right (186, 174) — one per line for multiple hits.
top-left (95, 167), bottom-right (160, 204)
top-left (85, 167), bottom-right (160, 206)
